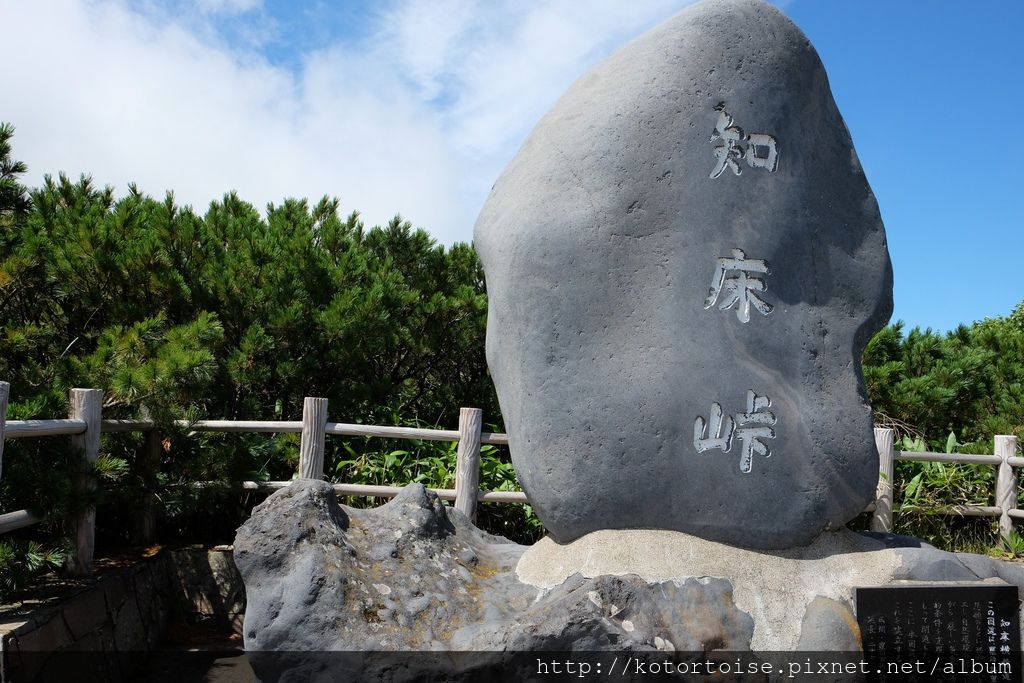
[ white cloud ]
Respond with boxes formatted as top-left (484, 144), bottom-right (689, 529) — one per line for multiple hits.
top-left (1, 0), bottom-right (694, 244)
top-left (373, 1), bottom-right (692, 176)
top-left (195, 0), bottom-right (261, 15)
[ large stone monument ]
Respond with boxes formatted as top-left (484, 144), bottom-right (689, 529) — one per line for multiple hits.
top-left (473, 0), bottom-right (892, 550)
top-left (234, 0), bottom-right (1023, 678)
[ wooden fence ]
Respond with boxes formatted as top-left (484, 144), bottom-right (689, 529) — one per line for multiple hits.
top-left (869, 427), bottom-right (1022, 538)
top-left (0, 381), bottom-right (1019, 577)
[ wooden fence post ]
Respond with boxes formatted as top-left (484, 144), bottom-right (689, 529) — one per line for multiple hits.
top-left (0, 381), bottom-right (8, 481)
top-left (996, 435), bottom-right (1019, 544)
top-left (454, 407), bottom-right (483, 522)
top-left (871, 427), bottom-right (895, 533)
top-left (298, 397), bottom-right (328, 480)
top-left (132, 426), bottom-right (162, 545)
top-left (68, 388), bottom-right (101, 577)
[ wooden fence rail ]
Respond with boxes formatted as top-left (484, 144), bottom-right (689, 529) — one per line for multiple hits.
top-left (869, 428), bottom-right (1021, 537)
top-left (0, 384), bottom-right (1019, 577)
top-left (0, 387), bottom-right (527, 575)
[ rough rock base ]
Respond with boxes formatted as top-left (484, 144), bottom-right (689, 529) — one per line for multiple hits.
top-left (235, 481), bottom-right (1024, 682)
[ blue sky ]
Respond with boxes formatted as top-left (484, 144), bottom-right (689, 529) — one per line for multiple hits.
top-left (2, 0), bottom-right (1021, 333)
top-left (785, 1), bottom-right (1024, 334)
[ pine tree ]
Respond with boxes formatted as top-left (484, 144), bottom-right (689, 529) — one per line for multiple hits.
top-left (0, 122), bottom-right (30, 229)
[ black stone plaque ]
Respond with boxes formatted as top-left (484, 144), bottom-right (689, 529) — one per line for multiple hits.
top-left (855, 584), bottom-right (1021, 682)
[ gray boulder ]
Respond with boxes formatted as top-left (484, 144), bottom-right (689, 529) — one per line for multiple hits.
top-left (236, 483), bottom-right (1024, 682)
top-left (473, 0), bottom-right (893, 548)
top-left (235, 481), bottom-right (761, 681)
top-left (233, 480), bottom-right (526, 653)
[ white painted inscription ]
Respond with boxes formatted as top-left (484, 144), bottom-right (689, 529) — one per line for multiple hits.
top-left (709, 104), bottom-right (779, 178)
top-left (704, 248), bottom-right (774, 322)
top-left (693, 390), bottom-right (777, 473)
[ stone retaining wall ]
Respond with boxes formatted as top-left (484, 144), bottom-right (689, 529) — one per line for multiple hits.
top-left (167, 547), bottom-right (245, 635)
top-left (0, 547), bottom-right (244, 683)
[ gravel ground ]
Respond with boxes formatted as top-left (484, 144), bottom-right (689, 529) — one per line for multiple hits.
top-left (133, 647), bottom-right (254, 682)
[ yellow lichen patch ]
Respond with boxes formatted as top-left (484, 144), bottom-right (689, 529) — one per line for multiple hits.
top-left (837, 603), bottom-right (863, 650)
